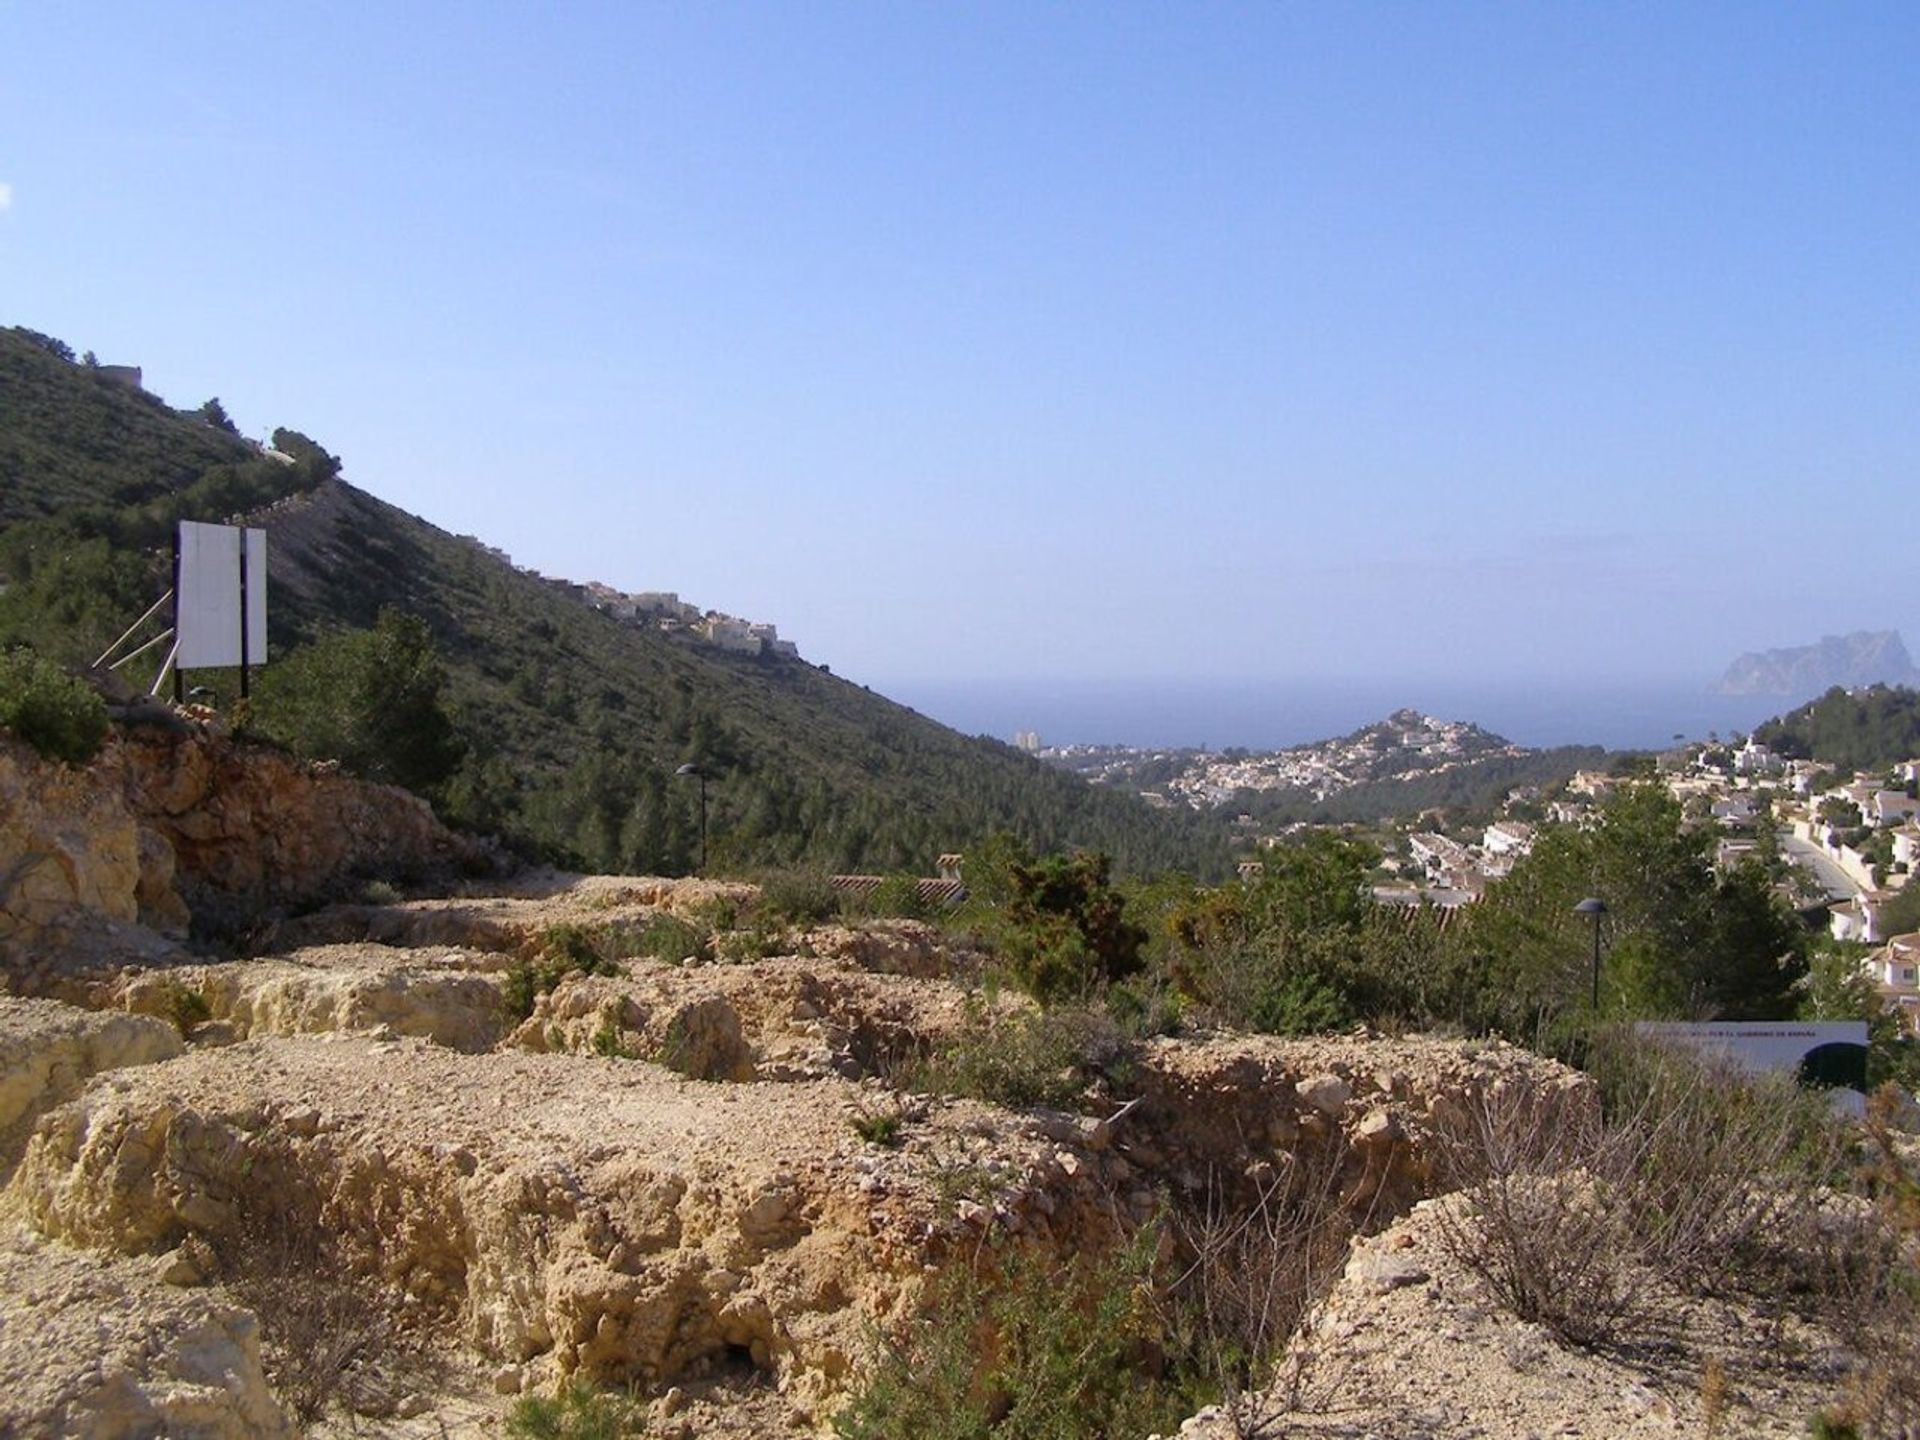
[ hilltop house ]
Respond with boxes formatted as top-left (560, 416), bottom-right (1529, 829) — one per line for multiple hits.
top-left (1832, 892), bottom-right (1901, 946)
top-left (1712, 795), bottom-right (1759, 828)
top-left (1483, 820), bottom-right (1536, 858)
top-left (1566, 771), bottom-right (1619, 800)
top-left (1894, 824), bottom-right (1920, 873)
top-left (1865, 933), bottom-right (1920, 1034)
top-left (1870, 790), bottom-right (1920, 828)
top-left (701, 616), bottom-right (763, 654)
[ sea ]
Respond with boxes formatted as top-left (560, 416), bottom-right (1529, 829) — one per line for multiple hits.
top-left (885, 677), bottom-right (1797, 755)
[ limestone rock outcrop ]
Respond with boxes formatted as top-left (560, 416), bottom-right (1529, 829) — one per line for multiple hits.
top-left (115, 945), bottom-right (510, 1053)
top-left (109, 724), bottom-right (490, 925)
top-left (0, 1227), bottom-right (291, 1439)
top-left (2, 722), bottom-right (491, 991)
top-left (5, 1037), bottom-right (1126, 1414)
top-left (0, 735), bottom-right (189, 977)
top-left (0, 995), bottom-right (182, 1146)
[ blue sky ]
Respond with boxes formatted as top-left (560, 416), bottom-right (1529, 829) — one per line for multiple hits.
top-left (3, 2), bottom-right (1915, 697)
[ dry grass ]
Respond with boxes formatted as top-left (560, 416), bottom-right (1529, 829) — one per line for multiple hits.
top-left (1430, 1041), bottom-right (1848, 1353)
top-left (1163, 1144), bottom-right (1362, 1436)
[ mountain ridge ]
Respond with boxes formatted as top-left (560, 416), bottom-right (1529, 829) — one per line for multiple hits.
top-left (1715, 630), bottom-right (1919, 698)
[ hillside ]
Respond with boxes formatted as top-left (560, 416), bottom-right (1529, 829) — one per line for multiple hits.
top-left (1715, 629), bottom-right (1920, 697)
top-left (0, 324), bottom-right (1225, 878)
top-left (1044, 708), bottom-right (1604, 825)
top-left (0, 328), bottom-right (262, 527)
top-left (1753, 683), bottom-right (1920, 773)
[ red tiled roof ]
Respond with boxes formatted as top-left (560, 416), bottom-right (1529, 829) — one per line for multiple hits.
top-left (829, 876), bottom-right (968, 908)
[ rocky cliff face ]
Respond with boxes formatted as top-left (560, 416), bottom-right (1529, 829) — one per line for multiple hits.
top-left (0, 722), bottom-right (490, 993)
top-left (1715, 629), bottom-right (1920, 696)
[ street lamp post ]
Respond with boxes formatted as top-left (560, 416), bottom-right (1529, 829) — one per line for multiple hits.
top-left (1574, 897), bottom-right (1608, 1009)
top-left (675, 763), bottom-right (709, 874)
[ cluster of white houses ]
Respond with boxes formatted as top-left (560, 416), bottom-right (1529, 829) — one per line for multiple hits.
top-left (1668, 740), bottom-right (1920, 1032)
top-left (445, 542), bottom-right (805, 660)
top-left (582, 584), bottom-right (800, 658)
top-left (1392, 817), bottom-right (1540, 903)
top-left (1374, 744), bottom-right (1920, 1035)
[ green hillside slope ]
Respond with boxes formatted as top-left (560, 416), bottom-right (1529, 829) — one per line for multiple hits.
top-left (0, 327), bottom-right (260, 525)
top-left (0, 325), bottom-right (1225, 878)
top-left (1753, 685), bottom-right (1920, 774)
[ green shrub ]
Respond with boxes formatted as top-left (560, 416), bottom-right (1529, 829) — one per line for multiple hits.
top-left (501, 925), bottom-right (625, 1021)
top-left (834, 1234), bottom-right (1193, 1440)
top-left (633, 913), bottom-right (712, 965)
top-left (714, 923), bottom-right (782, 962)
top-left (851, 1112), bottom-right (903, 1147)
top-left (751, 868), bottom-right (842, 926)
top-left (914, 1001), bottom-right (1131, 1111)
top-left (1105, 976), bottom-right (1187, 1039)
top-left (0, 649), bottom-right (108, 764)
top-left (507, 1379), bottom-right (640, 1439)
top-left (249, 608), bottom-right (464, 794)
top-left (538, 923), bottom-right (610, 972)
top-left (997, 852), bottom-right (1145, 1004)
top-left (689, 894), bottom-right (741, 931)
top-left (1245, 967), bottom-right (1354, 1036)
top-left (590, 1018), bottom-right (635, 1060)
top-left (155, 979), bottom-right (212, 1037)
top-left (848, 873), bottom-right (930, 921)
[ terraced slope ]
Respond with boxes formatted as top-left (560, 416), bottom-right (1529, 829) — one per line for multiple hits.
top-left (2, 875), bottom-right (1590, 1437)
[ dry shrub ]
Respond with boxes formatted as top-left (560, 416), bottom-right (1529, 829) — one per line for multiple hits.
top-left (216, 1186), bottom-right (426, 1422)
top-left (1804, 1087), bottom-right (1920, 1434)
top-left (1164, 1144), bottom-right (1361, 1436)
top-left (1429, 1086), bottom-right (1651, 1349)
top-left (1584, 1032), bottom-right (1847, 1301)
top-left (1432, 1036), bottom-right (1854, 1352)
top-left (912, 999), bottom-right (1133, 1111)
top-left (834, 1232), bottom-right (1192, 1440)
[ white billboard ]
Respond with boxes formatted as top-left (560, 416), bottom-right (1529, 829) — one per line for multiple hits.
top-left (176, 521), bottom-right (267, 671)
top-left (1637, 1020), bottom-right (1870, 1114)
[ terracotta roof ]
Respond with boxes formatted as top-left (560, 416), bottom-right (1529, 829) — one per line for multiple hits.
top-left (829, 876), bottom-right (968, 908)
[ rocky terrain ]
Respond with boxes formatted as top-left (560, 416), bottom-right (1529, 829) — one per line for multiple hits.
top-left (0, 721), bottom-right (1890, 1436)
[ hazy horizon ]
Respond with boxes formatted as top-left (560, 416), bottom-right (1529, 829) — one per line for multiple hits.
top-left (876, 672), bottom-right (1820, 754)
top-left (4, 5), bottom-right (1915, 689)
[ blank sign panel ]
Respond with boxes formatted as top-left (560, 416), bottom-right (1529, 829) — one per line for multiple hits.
top-left (177, 521), bottom-right (267, 670)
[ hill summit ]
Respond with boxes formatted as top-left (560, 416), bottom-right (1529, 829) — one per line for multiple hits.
top-left (1714, 630), bottom-right (1919, 698)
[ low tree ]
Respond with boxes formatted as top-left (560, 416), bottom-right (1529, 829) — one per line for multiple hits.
top-left (0, 648), bottom-right (108, 764)
top-left (252, 609), bottom-right (465, 795)
top-left (999, 850), bottom-right (1146, 1003)
top-left (1798, 944), bottom-right (1920, 1091)
top-left (197, 397), bottom-right (239, 434)
top-left (1458, 784), bottom-right (1807, 1035)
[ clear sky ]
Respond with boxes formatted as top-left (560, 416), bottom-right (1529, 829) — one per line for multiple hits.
top-left (3, 3), bottom-right (1915, 697)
